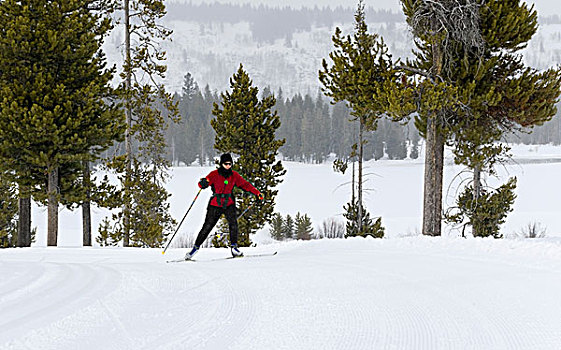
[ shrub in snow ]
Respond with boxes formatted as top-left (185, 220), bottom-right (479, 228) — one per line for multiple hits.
top-left (268, 212), bottom-right (314, 241)
top-left (295, 212), bottom-right (313, 240)
top-left (445, 177), bottom-right (517, 238)
top-left (343, 200), bottom-right (384, 238)
top-left (517, 222), bottom-right (547, 239)
top-left (317, 218), bottom-right (345, 239)
top-left (268, 213), bottom-right (285, 241)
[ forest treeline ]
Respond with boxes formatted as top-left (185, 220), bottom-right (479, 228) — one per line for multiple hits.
top-left (164, 75), bottom-right (422, 166)
top-left (165, 73), bottom-right (560, 167)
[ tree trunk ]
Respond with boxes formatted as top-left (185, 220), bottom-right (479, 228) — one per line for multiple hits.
top-left (82, 160), bottom-right (92, 246)
top-left (351, 160), bottom-right (355, 203)
top-left (357, 119), bottom-right (364, 233)
top-left (473, 165), bottom-right (481, 200)
top-left (17, 193), bottom-right (31, 247)
top-left (123, 0), bottom-right (132, 247)
top-left (422, 117), bottom-right (444, 236)
top-left (47, 167), bottom-right (59, 246)
top-left (422, 18), bottom-right (445, 237)
top-left (471, 164), bottom-right (482, 237)
top-left (200, 133), bottom-right (204, 166)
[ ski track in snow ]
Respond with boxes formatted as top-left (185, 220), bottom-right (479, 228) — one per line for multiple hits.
top-left (1, 239), bottom-right (561, 349)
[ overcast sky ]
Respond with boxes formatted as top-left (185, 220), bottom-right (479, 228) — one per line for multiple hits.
top-left (167, 0), bottom-right (560, 16)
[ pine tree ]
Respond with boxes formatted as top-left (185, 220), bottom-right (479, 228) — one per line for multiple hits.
top-left (448, 1), bottom-right (561, 237)
top-left (174, 73), bottom-right (201, 166)
top-left (400, 0), bottom-right (486, 236)
top-left (102, 0), bottom-right (178, 247)
top-left (211, 64), bottom-right (286, 246)
top-left (0, 0), bottom-right (124, 246)
top-left (343, 200), bottom-right (384, 238)
top-left (283, 214), bottom-right (295, 240)
top-left (319, 0), bottom-right (408, 233)
top-left (401, 0), bottom-right (560, 238)
top-left (295, 212), bottom-right (313, 240)
top-left (269, 213), bottom-right (285, 241)
top-left (386, 123), bottom-right (407, 160)
top-left (409, 131), bottom-right (420, 160)
top-left (445, 178), bottom-right (517, 238)
top-left (0, 173), bottom-right (18, 247)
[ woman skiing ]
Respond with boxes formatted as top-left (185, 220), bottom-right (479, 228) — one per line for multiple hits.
top-left (185, 153), bottom-right (264, 260)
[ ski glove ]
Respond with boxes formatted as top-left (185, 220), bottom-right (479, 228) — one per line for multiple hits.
top-left (257, 192), bottom-right (264, 200)
top-left (198, 178), bottom-right (210, 189)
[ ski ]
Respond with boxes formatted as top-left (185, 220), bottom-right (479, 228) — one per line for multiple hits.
top-left (166, 251), bottom-right (277, 263)
top-left (211, 251), bottom-right (278, 261)
top-left (166, 258), bottom-right (194, 263)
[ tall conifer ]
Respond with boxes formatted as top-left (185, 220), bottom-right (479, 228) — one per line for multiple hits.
top-left (448, 1), bottom-right (561, 237)
top-left (319, 0), bottom-right (409, 233)
top-left (0, 0), bottom-right (124, 246)
top-left (211, 64), bottom-right (286, 246)
top-left (101, 0), bottom-right (178, 247)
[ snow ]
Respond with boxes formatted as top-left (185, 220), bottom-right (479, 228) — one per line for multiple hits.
top-left (2, 238), bottom-right (561, 349)
top-left (2, 144), bottom-right (561, 349)
top-left (31, 143), bottom-right (561, 247)
top-left (101, 1), bottom-right (559, 96)
top-left (164, 0), bottom-right (560, 16)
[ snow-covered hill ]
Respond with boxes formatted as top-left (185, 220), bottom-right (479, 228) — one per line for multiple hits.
top-left (102, 1), bottom-right (561, 97)
top-left (2, 237), bottom-right (561, 349)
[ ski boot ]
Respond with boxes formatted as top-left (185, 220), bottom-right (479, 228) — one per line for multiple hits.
top-left (230, 244), bottom-right (244, 258)
top-left (184, 245), bottom-right (199, 260)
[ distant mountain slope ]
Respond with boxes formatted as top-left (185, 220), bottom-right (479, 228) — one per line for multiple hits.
top-left (102, 3), bottom-right (561, 96)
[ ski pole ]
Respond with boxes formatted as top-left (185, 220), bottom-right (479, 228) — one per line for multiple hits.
top-left (215, 201), bottom-right (256, 241)
top-left (237, 200), bottom-right (255, 220)
top-left (162, 188), bottom-right (203, 255)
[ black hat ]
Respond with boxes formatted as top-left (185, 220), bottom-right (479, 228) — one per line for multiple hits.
top-left (220, 153), bottom-right (233, 165)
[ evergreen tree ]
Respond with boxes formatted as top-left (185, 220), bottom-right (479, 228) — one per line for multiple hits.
top-left (211, 64), bottom-right (286, 246)
top-left (269, 213), bottom-right (285, 241)
top-left (372, 134), bottom-right (385, 161)
top-left (449, 1), bottom-right (561, 237)
top-left (402, 0), bottom-right (560, 237)
top-left (313, 92), bottom-right (331, 163)
top-left (282, 94), bottom-right (304, 161)
top-left (343, 200), bottom-right (384, 238)
top-left (174, 73), bottom-right (201, 166)
top-left (102, 0), bottom-right (178, 247)
top-left (330, 102), bottom-right (356, 160)
top-left (283, 214), bottom-right (295, 240)
top-left (197, 86), bottom-right (217, 166)
top-left (386, 122), bottom-right (407, 160)
top-left (0, 0), bottom-right (124, 246)
top-left (400, 0), bottom-right (486, 236)
top-left (409, 130), bottom-right (420, 160)
top-left (320, 0), bottom-right (407, 233)
top-left (295, 212), bottom-right (313, 240)
top-left (0, 174), bottom-right (18, 247)
top-left (445, 178), bottom-right (517, 238)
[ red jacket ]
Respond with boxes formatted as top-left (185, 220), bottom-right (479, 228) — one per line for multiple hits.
top-left (200, 169), bottom-right (260, 208)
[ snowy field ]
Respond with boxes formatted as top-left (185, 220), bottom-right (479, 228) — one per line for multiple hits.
top-left (2, 143), bottom-right (561, 349)
top-left (31, 143), bottom-right (561, 246)
top-left (2, 238), bottom-right (561, 349)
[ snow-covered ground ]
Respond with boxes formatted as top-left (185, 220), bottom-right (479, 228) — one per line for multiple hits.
top-left (2, 144), bottom-right (561, 349)
top-left (31, 143), bottom-right (561, 247)
top-left (2, 237), bottom-right (561, 349)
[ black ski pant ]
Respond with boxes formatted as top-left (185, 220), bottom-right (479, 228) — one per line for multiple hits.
top-left (194, 204), bottom-right (238, 247)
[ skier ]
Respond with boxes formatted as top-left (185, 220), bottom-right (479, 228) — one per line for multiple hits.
top-left (185, 153), bottom-right (264, 260)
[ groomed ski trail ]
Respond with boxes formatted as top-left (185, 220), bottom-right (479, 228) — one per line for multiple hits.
top-left (1, 238), bottom-right (561, 349)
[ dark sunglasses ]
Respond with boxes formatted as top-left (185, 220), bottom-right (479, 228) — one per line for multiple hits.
top-left (223, 162), bottom-right (232, 166)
